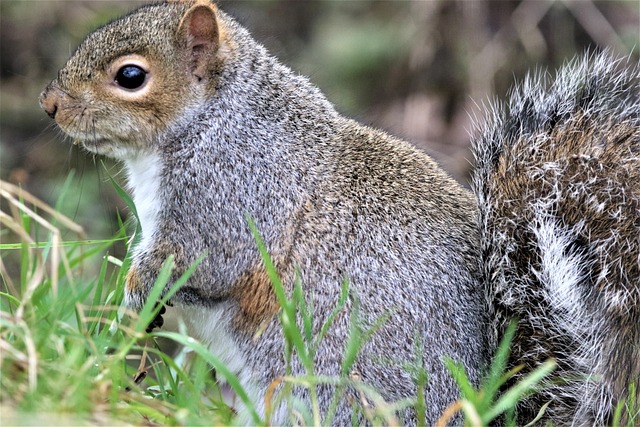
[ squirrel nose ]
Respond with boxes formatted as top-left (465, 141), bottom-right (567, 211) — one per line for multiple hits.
top-left (40, 85), bottom-right (61, 119)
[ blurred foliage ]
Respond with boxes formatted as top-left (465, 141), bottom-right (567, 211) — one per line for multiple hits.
top-left (1, 0), bottom-right (638, 242)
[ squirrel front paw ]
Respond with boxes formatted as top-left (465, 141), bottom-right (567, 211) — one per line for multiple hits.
top-left (125, 266), bottom-right (163, 313)
top-left (126, 266), bottom-right (168, 332)
top-left (146, 304), bottom-right (166, 333)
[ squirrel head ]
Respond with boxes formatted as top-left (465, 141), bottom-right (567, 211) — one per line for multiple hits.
top-left (40, 0), bottom-right (225, 159)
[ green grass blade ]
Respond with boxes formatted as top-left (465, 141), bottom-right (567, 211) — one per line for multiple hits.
top-left (153, 330), bottom-right (264, 426)
top-left (483, 359), bottom-right (556, 423)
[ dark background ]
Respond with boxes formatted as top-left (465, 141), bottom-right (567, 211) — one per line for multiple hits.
top-left (1, 0), bottom-right (638, 241)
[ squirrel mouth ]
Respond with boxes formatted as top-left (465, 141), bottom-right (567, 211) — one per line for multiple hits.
top-left (77, 137), bottom-right (141, 160)
top-left (79, 138), bottom-right (108, 149)
top-left (77, 137), bottom-right (117, 155)
top-left (63, 131), bottom-right (110, 150)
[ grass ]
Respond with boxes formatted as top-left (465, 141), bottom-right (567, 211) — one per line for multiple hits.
top-left (0, 178), bottom-right (229, 426)
top-left (7, 176), bottom-right (636, 426)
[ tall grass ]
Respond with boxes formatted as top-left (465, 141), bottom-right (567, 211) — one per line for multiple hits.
top-left (0, 178), bottom-right (230, 425)
top-left (11, 177), bottom-right (634, 426)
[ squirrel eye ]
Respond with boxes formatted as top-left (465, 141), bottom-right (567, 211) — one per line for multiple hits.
top-left (115, 65), bottom-right (147, 90)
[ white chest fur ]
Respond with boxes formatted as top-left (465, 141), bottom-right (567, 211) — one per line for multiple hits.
top-left (124, 153), bottom-right (163, 254)
top-left (124, 155), bottom-right (262, 422)
top-left (174, 304), bottom-right (260, 423)
top-left (175, 305), bottom-right (247, 375)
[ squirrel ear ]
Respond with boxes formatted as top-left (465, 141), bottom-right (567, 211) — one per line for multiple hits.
top-left (178, 3), bottom-right (220, 80)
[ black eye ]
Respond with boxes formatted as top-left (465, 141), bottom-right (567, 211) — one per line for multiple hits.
top-left (115, 65), bottom-right (146, 90)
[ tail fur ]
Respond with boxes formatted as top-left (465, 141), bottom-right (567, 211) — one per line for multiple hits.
top-left (472, 52), bottom-right (640, 425)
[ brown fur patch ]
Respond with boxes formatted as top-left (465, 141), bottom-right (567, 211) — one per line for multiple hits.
top-left (125, 267), bottom-right (142, 294)
top-left (232, 267), bottom-right (281, 336)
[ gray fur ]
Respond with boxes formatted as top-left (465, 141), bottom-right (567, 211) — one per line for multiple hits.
top-left (41, 1), bottom-right (487, 425)
top-left (472, 52), bottom-right (640, 425)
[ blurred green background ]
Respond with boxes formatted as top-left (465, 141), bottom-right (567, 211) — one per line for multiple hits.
top-left (1, 0), bottom-right (639, 243)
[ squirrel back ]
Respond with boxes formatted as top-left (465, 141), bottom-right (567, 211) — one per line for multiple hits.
top-left (40, 1), bottom-right (487, 424)
top-left (473, 53), bottom-right (640, 425)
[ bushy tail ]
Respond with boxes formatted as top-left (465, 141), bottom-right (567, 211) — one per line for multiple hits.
top-left (472, 52), bottom-right (640, 425)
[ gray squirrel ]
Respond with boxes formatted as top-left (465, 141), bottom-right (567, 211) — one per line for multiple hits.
top-left (473, 53), bottom-right (640, 425)
top-left (39, 0), bottom-right (486, 424)
top-left (39, 0), bottom-right (639, 424)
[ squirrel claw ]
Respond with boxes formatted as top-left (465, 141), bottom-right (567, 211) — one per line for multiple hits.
top-left (145, 304), bottom-right (167, 333)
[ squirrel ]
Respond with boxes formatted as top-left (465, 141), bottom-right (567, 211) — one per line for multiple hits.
top-left (473, 54), bottom-right (640, 425)
top-left (39, 0), bottom-right (486, 424)
top-left (39, 0), bottom-right (639, 424)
